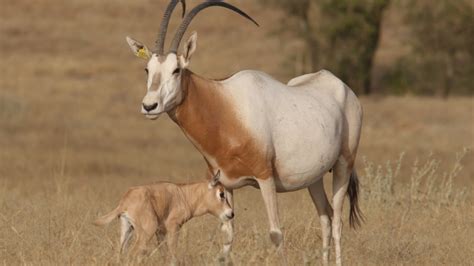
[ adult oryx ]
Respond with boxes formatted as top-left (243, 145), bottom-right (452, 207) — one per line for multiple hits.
top-left (125, 0), bottom-right (363, 265)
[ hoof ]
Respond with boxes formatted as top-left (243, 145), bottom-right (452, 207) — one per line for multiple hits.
top-left (270, 230), bottom-right (283, 246)
top-left (216, 254), bottom-right (233, 266)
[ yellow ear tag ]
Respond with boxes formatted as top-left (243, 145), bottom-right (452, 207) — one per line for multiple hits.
top-left (137, 48), bottom-right (149, 59)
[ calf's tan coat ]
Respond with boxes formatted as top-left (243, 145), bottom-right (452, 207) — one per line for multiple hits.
top-left (94, 175), bottom-right (233, 261)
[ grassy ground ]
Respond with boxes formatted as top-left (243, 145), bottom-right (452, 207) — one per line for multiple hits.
top-left (1, 0), bottom-right (473, 265)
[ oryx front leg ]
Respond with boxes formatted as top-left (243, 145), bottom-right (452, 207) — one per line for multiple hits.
top-left (219, 189), bottom-right (234, 263)
top-left (219, 220), bottom-right (233, 264)
top-left (257, 177), bottom-right (287, 264)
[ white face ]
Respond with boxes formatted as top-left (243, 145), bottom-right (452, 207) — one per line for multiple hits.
top-left (141, 53), bottom-right (183, 120)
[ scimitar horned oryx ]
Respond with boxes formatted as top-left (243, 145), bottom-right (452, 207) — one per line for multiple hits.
top-left (124, 1), bottom-right (364, 265)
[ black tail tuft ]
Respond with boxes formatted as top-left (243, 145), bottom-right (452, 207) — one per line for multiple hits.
top-left (348, 170), bottom-right (364, 229)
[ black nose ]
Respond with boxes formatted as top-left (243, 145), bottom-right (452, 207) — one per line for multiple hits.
top-left (229, 212), bottom-right (234, 219)
top-left (143, 103), bottom-right (158, 112)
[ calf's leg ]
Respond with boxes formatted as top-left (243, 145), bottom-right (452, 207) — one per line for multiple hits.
top-left (165, 222), bottom-right (180, 265)
top-left (119, 214), bottom-right (134, 254)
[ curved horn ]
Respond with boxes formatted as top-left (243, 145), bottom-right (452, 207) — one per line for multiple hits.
top-left (169, 1), bottom-right (259, 54)
top-left (155, 0), bottom-right (186, 55)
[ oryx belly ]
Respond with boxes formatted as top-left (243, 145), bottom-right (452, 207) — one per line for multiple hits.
top-left (266, 89), bottom-right (343, 192)
top-left (270, 95), bottom-right (343, 191)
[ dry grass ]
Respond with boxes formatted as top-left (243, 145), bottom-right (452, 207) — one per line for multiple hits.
top-left (1, 0), bottom-right (473, 265)
top-left (1, 152), bottom-right (472, 265)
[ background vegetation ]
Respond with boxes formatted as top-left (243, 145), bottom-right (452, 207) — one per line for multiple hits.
top-left (260, 0), bottom-right (473, 96)
top-left (0, 0), bottom-right (473, 265)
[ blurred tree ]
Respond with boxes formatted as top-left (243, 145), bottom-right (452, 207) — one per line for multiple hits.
top-left (403, 0), bottom-right (473, 97)
top-left (319, 0), bottom-right (391, 95)
top-left (260, 0), bottom-right (391, 94)
top-left (258, 0), bottom-right (316, 74)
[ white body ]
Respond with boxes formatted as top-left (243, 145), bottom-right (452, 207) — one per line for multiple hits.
top-left (210, 69), bottom-right (359, 192)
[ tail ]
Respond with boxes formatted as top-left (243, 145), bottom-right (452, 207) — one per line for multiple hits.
top-left (347, 170), bottom-right (364, 229)
top-left (94, 206), bottom-right (121, 226)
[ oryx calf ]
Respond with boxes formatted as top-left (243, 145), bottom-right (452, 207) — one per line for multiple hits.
top-left (94, 171), bottom-right (233, 262)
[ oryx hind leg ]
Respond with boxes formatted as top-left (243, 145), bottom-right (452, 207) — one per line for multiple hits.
top-left (308, 178), bottom-right (333, 266)
top-left (332, 157), bottom-right (352, 266)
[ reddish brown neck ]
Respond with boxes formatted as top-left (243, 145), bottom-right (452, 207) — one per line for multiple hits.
top-left (168, 70), bottom-right (270, 180)
top-left (170, 70), bottom-right (218, 124)
top-left (168, 70), bottom-right (231, 168)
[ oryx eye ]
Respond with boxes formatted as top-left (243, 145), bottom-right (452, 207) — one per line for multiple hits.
top-left (219, 191), bottom-right (225, 199)
top-left (144, 68), bottom-right (149, 75)
top-left (172, 68), bottom-right (180, 75)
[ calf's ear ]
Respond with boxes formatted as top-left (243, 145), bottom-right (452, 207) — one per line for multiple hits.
top-left (209, 170), bottom-right (221, 188)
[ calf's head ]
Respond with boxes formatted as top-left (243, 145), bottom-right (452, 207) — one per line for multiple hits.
top-left (206, 171), bottom-right (234, 221)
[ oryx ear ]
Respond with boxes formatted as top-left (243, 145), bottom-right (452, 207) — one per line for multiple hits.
top-left (179, 32), bottom-right (197, 68)
top-left (126, 36), bottom-right (151, 60)
top-left (209, 170), bottom-right (221, 188)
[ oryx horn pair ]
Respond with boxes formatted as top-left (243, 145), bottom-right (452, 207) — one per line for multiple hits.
top-left (154, 0), bottom-right (259, 56)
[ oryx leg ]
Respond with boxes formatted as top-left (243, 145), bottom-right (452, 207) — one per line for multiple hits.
top-left (129, 206), bottom-right (158, 261)
top-left (308, 178), bottom-right (333, 266)
top-left (256, 177), bottom-right (287, 265)
top-left (165, 221), bottom-right (180, 265)
top-left (119, 214), bottom-right (134, 255)
top-left (332, 158), bottom-right (351, 266)
top-left (219, 189), bottom-right (234, 263)
top-left (156, 230), bottom-right (166, 243)
top-left (128, 226), bottom-right (155, 263)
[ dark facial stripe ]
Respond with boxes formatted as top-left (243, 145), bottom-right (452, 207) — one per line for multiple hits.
top-left (150, 72), bottom-right (161, 91)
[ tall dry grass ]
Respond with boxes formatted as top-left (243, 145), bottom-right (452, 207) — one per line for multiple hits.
top-left (1, 152), bottom-right (472, 265)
